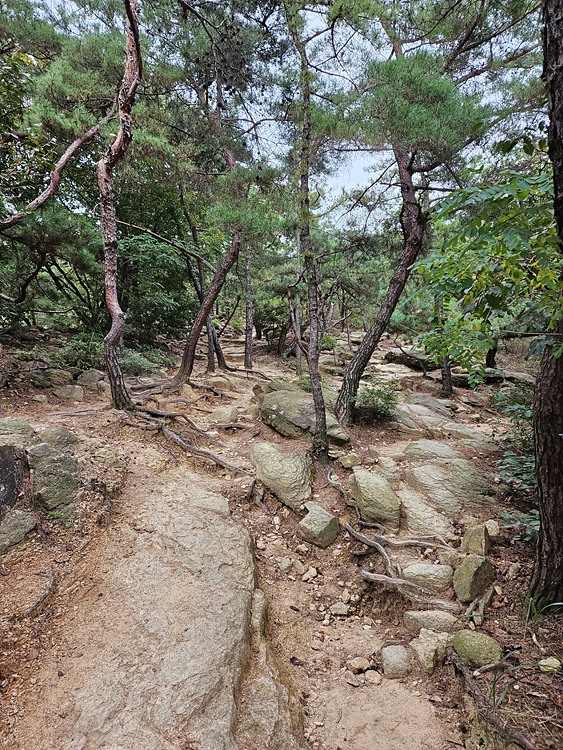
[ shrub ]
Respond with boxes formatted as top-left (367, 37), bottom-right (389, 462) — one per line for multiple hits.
top-left (353, 378), bottom-right (399, 422)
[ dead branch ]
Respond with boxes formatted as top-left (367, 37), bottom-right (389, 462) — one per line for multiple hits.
top-left (345, 522), bottom-right (452, 551)
top-left (21, 568), bottom-right (56, 619)
top-left (447, 647), bottom-right (538, 750)
top-left (161, 426), bottom-right (250, 475)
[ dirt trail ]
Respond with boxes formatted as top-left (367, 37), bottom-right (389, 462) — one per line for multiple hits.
top-left (1, 341), bottom-right (548, 750)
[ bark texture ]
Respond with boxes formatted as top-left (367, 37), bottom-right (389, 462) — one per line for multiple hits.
top-left (529, 0), bottom-right (563, 604)
top-left (95, 0), bottom-right (141, 409)
top-left (244, 244), bottom-right (253, 370)
top-left (174, 230), bottom-right (242, 384)
top-left (335, 148), bottom-right (426, 424)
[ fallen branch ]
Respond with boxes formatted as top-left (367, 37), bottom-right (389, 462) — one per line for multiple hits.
top-left (447, 647), bottom-right (538, 750)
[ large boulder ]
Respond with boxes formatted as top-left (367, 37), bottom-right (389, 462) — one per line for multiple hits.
top-left (409, 394), bottom-right (455, 418)
top-left (26, 443), bottom-right (80, 510)
top-left (259, 387), bottom-right (349, 445)
top-left (53, 384), bottom-right (84, 401)
top-left (384, 348), bottom-right (439, 371)
top-left (387, 406), bottom-right (424, 438)
top-left (347, 467), bottom-right (401, 531)
top-left (396, 488), bottom-right (456, 541)
top-left (441, 423), bottom-right (497, 451)
top-left (405, 459), bottom-right (494, 514)
top-left (404, 440), bottom-right (461, 461)
top-left (249, 443), bottom-right (312, 510)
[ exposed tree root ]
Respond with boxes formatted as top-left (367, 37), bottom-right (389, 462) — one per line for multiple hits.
top-left (116, 404), bottom-right (250, 476)
top-left (448, 647), bottom-right (538, 750)
top-left (345, 522), bottom-right (460, 612)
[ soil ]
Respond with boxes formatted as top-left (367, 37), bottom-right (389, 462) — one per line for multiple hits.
top-left (0, 332), bottom-right (562, 750)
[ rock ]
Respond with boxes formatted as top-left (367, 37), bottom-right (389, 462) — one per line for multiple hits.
top-left (410, 629), bottom-right (450, 674)
top-left (0, 510), bottom-right (36, 554)
top-left (368, 445), bottom-right (380, 458)
top-left (364, 670), bottom-right (382, 685)
top-left (402, 563), bottom-right (454, 593)
top-left (26, 443), bottom-right (80, 510)
top-left (330, 602), bottom-right (349, 616)
top-left (409, 394), bottom-right (455, 418)
top-left (302, 566), bottom-right (317, 582)
top-left (249, 443), bottom-right (312, 511)
top-left (387, 406), bottom-right (424, 438)
top-left (97, 380), bottom-right (112, 399)
top-left (346, 657), bottom-right (371, 674)
top-left (404, 610), bottom-right (463, 634)
top-left (448, 367), bottom-right (504, 388)
top-left (208, 375), bottom-right (231, 390)
top-left (404, 440), bottom-right (461, 461)
top-left (38, 427), bottom-right (78, 450)
top-left (453, 556), bottom-right (496, 603)
top-left (276, 557), bottom-right (293, 574)
top-left (461, 525), bottom-right (491, 555)
top-left (484, 519), bottom-right (502, 543)
top-left (295, 502), bottom-right (339, 548)
top-left (384, 348), bottom-right (439, 371)
top-left (404, 464), bottom-right (462, 515)
top-left (538, 657), bottom-right (561, 673)
top-left (76, 369), bottom-right (105, 390)
top-left (347, 467), bottom-right (401, 531)
top-left (381, 646), bottom-right (411, 679)
top-left (0, 417), bottom-right (34, 445)
top-left (397, 489), bottom-right (456, 541)
top-left (259, 388), bottom-right (350, 446)
top-left (504, 371), bottom-right (536, 386)
top-left (48, 368), bottom-right (74, 385)
top-left (53, 384), bottom-right (84, 401)
top-left (210, 406), bottom-right (238, 423)
top-left (441, 423), bottom-right (497, 451)
top-left (345, 672), bottom-right (360, 687)
top-left (338, 453), bottom-right (361, 468)
top-left (452, 630), bottom-right (502, 667)
top-left (32, 394), bottom-right (48, 404)
top-left (0, 445), bottom-right (26, 522)
top-left (405, 459), bottom-right (494, 514)
top-left (437, 549), bottom-right (460, 567)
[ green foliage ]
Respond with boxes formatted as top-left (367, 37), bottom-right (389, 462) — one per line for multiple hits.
top-left (493, 383), bottom-right (536, 491)
top-left (499, 510), bottom-right (540, 543)
top-left (298, 373), bottom-right (312, 392)
top-left (50, 333), bottom-right (104, 370)
top-left (118, 348), bottom-right (159, 376)
top-left (353, 377), bottom-right (398, 421)
top-left (47, 508), bottom-right (72, 527)
top-left (321, 333), bottom-right (337, 350)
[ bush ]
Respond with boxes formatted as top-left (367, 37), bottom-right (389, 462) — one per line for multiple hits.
top-left (493, 383), bottom-right (535, 491)
top-left (321, 333), bottom-right (338, 351)
top-left (51, 334), bottom-right (104, 370)
top-left (353, 378), bottom-right (398, 422)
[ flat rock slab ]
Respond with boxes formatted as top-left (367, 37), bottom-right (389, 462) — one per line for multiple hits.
top-left (404, 440), bottom-right (462, 461)
top-left (441, 423), bottom-right (497, 451)
top-left (396, 489), bottom-right (456, 541)
top-left (405, 459), bottom-right (494, 515)
top-left (14, 473), bottom-right (306, 750)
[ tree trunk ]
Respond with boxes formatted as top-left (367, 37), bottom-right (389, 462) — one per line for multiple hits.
top-left (440, 357), bottom-right (453, 397)
top-left (244, 243), bottom-right (253, 370)
top-left (335, 148), bottom-right (426, 424)
top-left (529, 0), bottom-right (563, 605)
top-left (174, 230), bottom-right (242, 384)
top-left (95, 0), bottom-right (141, 410)
top-left (295, 229), bottom-right (303, 376)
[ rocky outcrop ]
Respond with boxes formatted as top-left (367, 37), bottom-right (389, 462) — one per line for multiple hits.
top-left (384, 348), bottom-right (439, 371)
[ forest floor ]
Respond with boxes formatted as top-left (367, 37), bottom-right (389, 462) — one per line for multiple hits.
top-left (0, 330), bottom-right (562, 750)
